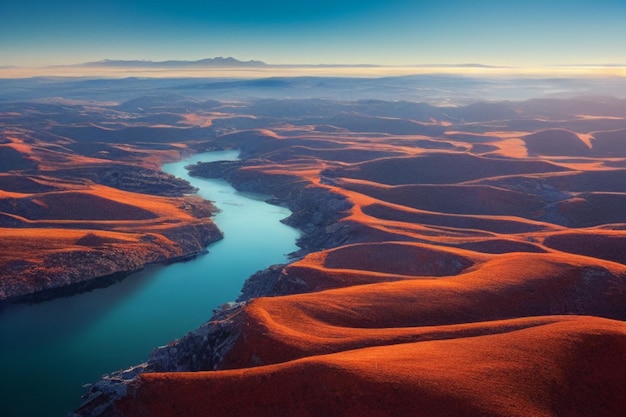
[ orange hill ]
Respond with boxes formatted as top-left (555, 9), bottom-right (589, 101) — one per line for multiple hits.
top-left (120, 316), bottom-right (626, 417)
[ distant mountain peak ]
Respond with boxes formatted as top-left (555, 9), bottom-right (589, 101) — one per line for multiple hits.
top-left (81, 57), bottom-right (267, 68)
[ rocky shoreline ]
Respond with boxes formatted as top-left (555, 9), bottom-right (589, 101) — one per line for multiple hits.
top-left (3, 244), bottom-right (217, 307)
top-left (0, 220), bottom-right (223, 305)
top-left (188, 157), bottom-right (354, 253)
top-left (71, 157), bottom-right (355, 417)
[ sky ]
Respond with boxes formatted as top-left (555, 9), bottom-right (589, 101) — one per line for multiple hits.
top-left (1, 0), bottom-right (626, 68)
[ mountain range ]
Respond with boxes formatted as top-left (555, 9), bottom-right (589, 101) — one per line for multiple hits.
top-left (80, 56), bottom-right (268, 68)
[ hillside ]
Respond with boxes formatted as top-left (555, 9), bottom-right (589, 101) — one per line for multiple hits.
top-left (2, 86), bottom-right (626, 416)
top-left (63, 93), bottom-right (626, 417)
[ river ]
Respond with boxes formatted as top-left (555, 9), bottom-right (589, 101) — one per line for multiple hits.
top-left (0, 150), bottom-right (301, 417)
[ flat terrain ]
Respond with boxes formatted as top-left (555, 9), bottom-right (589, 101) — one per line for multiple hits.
top-left (2, 78), bottom-right (626, 416)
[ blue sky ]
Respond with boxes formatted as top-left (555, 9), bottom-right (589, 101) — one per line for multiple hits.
top-left (1, 0), bottom-right (626, 67)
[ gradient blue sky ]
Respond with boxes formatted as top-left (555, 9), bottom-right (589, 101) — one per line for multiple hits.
top-left (2, 0), bottom-right (626, 67)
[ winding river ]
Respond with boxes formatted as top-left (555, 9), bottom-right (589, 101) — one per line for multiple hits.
top-left (0, 150), bottom-right (301, 417)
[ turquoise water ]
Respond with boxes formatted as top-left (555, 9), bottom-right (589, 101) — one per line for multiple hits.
top-left (0, 150), bottom-right (300, 417)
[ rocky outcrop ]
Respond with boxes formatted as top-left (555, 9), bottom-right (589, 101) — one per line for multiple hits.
top-left (54, 166), bottom-right (198, 196)
top-left (72, 302), bottom-right (245, 417)
top-left (186, 160), bottom-right (243, 179)
top-left (160, 222), bottom-right (222, 255)
top-left (237, 264), bottom-right (286, 301)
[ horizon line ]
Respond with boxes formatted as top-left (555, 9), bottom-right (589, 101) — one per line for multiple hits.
top-left (1, 61), bottom-right (625, 79)
top-left (4, 56), bottom-right (626, 70)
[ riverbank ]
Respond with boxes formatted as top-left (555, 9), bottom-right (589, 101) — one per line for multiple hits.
top-left (73, 115), bottom-right (626, 417)
top-left (72, 146), bottom-right (359, 415)
top-left (0, 151), bottom-right (300, 417)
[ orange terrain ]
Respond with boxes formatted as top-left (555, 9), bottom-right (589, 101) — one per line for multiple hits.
top-left (108, 101), bottom-right (626, 417)
top-left (4, 97), bottom-right (626, 416)
top-left (0, 122), bottom-right (221, 300)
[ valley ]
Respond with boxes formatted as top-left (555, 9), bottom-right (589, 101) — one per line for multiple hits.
top-left (1, 76), bottom-right (626, 416)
